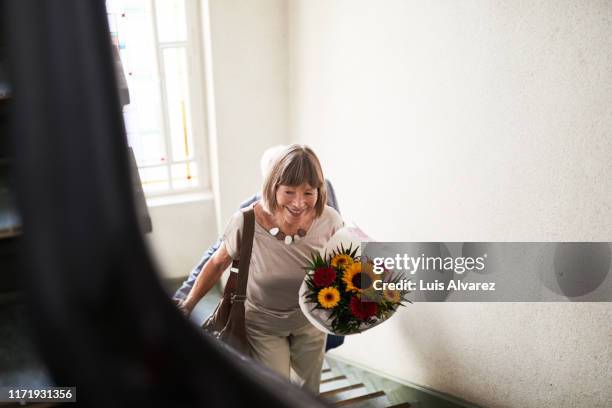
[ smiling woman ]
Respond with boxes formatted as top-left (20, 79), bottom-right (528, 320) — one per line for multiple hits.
top-left (261, 145), bottom-right (327, 217)
top-left (262, 183), bottom-right (317, 245)
top-left (258, 146), bottom-right (327, 245)
top-left (179, 144), bottom-right (344, 395)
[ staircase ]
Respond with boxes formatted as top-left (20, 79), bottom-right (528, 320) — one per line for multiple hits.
top-left (319, 360), bottom-right (411, 408)
top-left (319, 357), bottom-right (480, 408)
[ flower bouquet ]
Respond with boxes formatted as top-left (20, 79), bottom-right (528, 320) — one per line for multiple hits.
top-left (298, 228), bottom-right (410, 335)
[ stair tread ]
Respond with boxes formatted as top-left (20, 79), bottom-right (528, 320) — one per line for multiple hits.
top-left (320, 378), bottom-right (351, 393)
top-left (320, 383), bottom-right (366, 398)
top-left (321, 370), bottom-right (338, 381)
top-left (322, 384), bottom-right (369, 403)
top-left (320, 374), bottom-right (347, 384)
top-left (335, 392), bottom-right (389, 408)
top-left (334, 390), bottom-right (386, 406)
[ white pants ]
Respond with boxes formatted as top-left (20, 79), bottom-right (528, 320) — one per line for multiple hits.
top-left (246, 321), bottom-right (326, 394)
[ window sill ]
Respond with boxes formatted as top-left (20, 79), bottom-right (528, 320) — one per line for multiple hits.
top-left (146, 190), bottom-right (214, 208)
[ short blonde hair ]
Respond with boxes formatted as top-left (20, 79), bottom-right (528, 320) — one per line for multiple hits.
top-left (261, 144), bottom-right (327, 217)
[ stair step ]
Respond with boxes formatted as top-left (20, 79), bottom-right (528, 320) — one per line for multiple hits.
top-left (386, 403), bottom-right (412, 408)
top-left (334, 391), bottom-right (388, 407)
top-left (319, 383), bottom-right (365, 399)
top-left (321, 370), bottom-right (338, 381)
top-left (320, 375), bottom-right (347, 384)
top-left (320, 377), bottom-right (351, 393)
top-left (321, 383), bottom-right (370, 404)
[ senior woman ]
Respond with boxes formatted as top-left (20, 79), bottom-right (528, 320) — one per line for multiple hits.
top-left (180, 145), bottom-right (344, 394)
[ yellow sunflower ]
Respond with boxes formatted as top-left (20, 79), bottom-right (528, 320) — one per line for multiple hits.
top-left (331, 254), bottom-right (354, 270)
top-left (342, 261), bottom-right (378, 293)
top-left (318, 287), bottom-right (341, 309)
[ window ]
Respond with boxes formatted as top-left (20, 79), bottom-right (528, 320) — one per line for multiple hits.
top-left (106, 0), bottom-right (208, 195)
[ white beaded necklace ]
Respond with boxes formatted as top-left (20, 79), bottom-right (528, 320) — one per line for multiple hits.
top-left (268, 226), bottom-right (307, 245)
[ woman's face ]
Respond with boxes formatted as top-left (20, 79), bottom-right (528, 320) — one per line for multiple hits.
top-left (275, 183), bottom-right (318, 225)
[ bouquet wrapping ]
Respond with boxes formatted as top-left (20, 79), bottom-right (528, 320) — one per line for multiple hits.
top-left (298, 226), bottom-right (410, 335)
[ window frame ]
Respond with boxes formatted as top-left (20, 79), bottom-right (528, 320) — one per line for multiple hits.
top-left (110, 0), bottom-right (210, 198)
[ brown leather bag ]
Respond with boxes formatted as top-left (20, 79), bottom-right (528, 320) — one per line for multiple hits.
top-left (201, 208), bottom-right (255, 355)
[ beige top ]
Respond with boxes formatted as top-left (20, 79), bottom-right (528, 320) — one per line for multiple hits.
top-left (222, 204), bottom-right (344, 331)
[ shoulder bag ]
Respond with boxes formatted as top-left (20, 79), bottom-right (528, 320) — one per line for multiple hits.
top-left (201, 208), bottom-right (255, 355)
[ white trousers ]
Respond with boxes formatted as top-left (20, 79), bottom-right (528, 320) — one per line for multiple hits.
top-left (246, 321), bottom-right (326, 394)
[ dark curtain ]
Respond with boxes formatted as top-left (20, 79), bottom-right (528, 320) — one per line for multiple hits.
top-left (5, 1), bottom-right (328, 406)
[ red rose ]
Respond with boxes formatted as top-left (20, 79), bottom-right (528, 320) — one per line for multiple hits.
top-left (349, 296), bottom-right (378, 320)
top-left (313, 267), bottom-right (336, 287)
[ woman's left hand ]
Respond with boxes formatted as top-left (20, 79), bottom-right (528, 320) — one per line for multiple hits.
top-left (174, 298), bottom-right (193, 317)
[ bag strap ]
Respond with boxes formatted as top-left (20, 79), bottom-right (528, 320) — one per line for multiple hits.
top-left (233, 208), bottom-right (255, 301)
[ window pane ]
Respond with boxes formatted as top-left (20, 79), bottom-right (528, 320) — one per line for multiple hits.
top-left (127, 130), bottom-right (166, 167)
top-left (162, 47), bottom-right (194, 163)
top-left (139, 165), bottom-right (169, 193)
top-left (171, 162), bottom-right (198, 189)
top-left (107, 0), bottom-right (167, 167)
top-left (112, 1), bottom-right (157, 77)
top-left (154, 0), bottom-right (187, 42)
top-left (123, 81), bottom-right (166, 165)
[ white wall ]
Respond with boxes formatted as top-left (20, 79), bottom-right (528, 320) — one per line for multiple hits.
top-left (288, 1), bottom-right (612, 407)
top-left (208, 0), bottom-right (289, 224)
top-left (146, 198), bottom-right (217, 278)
